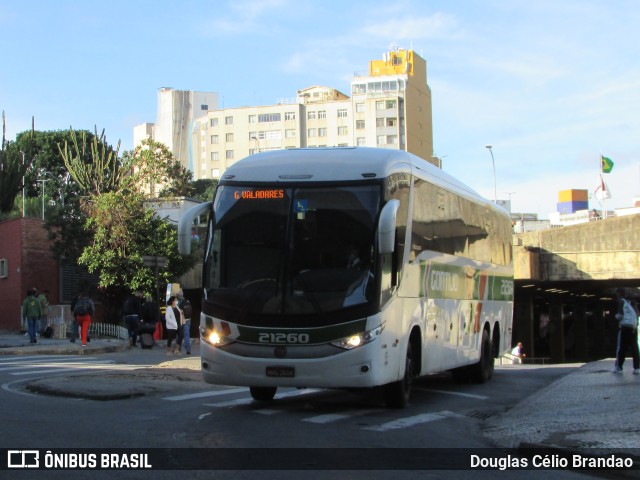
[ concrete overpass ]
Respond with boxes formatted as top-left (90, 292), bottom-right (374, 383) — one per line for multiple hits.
top-left (513, 213), bottom-right (640, 363)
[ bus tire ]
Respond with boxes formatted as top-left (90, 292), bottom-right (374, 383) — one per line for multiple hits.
top-left (250, 386), bottom-right (277, 402)
top-left (472, 330), bottom-right (494, 383)
top-left (384, 343), bottom-right (413, 408)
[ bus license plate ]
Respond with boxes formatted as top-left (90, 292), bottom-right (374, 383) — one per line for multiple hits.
top-left (266, 366), bottom-right (295, 378)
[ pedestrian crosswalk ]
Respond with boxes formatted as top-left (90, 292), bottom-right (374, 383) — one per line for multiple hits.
top-left (0, 355), bottom-right (148, 376)
top-left (161, 384), bottom-right (487, 431)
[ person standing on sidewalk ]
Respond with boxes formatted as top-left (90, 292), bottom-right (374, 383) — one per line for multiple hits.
top-left (164, 296), bottom-right (184, 355)
top-left (21, 289), bottom-right (41, 344)
top-left (37, 289), bottom-right (50, 336)
top-left (612, 289), bottom-right (640, 374)
top-left (177, 290), bottom-right (193, 355)
top-left (73, 292), bottom-right (95, 347)
top-left (122, 292), bottom-right (143, 347)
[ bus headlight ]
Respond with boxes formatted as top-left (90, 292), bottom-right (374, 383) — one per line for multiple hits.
top-left (331, 326), bottom-right (383, 350)
top-left (201, 321), bottom-right (233, 347)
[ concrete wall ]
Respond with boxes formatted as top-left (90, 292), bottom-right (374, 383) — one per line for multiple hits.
top-left (515, 213), bottom-right (640, 281)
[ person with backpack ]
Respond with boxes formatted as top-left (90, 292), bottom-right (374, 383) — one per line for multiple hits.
top-left (72, 292), bottom-right (95, 347)
top-left (177, 290), bottom-right (193, 355)
top-left (21, 289), bottom-right (42, 344)
top-left (612, 289), bottom-right (640, 374)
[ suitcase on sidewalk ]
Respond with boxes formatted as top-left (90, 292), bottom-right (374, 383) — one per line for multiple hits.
top-left (140, 333), bottom-right (154, 349)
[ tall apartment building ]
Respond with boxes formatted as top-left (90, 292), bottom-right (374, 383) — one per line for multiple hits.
top-left (136, 48), bottom-right (435, 180)
top-left (134, 88), bottom-right (219, 171)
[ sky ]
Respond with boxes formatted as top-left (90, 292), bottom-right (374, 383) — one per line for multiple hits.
top-left (1, 0), bottom-right (639, 218)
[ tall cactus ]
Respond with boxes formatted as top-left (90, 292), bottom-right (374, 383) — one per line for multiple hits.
top-left (58, 127), bottom-right (122, 196)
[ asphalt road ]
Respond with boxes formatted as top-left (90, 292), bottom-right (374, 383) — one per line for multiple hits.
top-left (0, 347), bottom-right (601, 480)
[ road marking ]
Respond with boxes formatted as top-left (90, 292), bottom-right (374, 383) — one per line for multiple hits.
top-left (302, 409), bottom-right (383, 424)
top-left (203, 388), bottom-right (323, 408)
top-left (163, 388), bottom-right (248, 401)
top-left (364, 410), bottom-right (464, 432)
top-left (415, 387), bottom-right (489, 400)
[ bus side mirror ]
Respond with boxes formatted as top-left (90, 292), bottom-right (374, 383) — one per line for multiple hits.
top-left (378, 199), bottom-right (400, 255)
top-left (178, 202), bottom-right (213, 255)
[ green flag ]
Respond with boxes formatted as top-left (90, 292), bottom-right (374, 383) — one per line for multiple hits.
top-left (601, 155), bottom-right (614, 173)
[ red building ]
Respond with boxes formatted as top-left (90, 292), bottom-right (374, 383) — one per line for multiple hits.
top-left (0, 218), bottom-right (60, 331)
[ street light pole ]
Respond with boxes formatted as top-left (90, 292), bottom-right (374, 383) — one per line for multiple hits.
top-left (20, 151), bottom-right (25, 217)
top-left (485, 145), bottom-right (497, 203)
top-left (37, 178), bottom-right (49, 220)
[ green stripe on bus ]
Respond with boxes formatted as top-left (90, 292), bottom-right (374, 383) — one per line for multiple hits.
top-left (236, 319), bottom-right (368, 344)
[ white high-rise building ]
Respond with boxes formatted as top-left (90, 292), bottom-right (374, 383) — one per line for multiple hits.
top-left (134, 88), bottom-right (219, 171)
top-left (135, 48), bottom-right (435, 180)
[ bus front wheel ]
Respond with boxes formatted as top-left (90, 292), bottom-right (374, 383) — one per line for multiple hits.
top-left (250, 386), bottom-right (277, 402)
top-left (384, 343), bottom-right (413, 408)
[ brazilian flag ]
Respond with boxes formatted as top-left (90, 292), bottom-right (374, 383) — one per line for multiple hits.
top-left (601, 155), bottom-right (614, 174)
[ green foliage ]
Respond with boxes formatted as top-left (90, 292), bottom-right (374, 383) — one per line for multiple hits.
top-left (120, 138), bottom-right (194, 198)
top-left (0, 112), bottom-right (35, 214)
top-left (58, 127), bottom-right (122, 196)
top-left (192, 178), bottom-right (218, 201)
top-left (79, 191), bottom-right (194, 296)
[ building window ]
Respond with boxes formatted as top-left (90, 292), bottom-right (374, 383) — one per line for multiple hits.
top-left (376, 118), bottom-right (384, 128)
top-left (386, 100), bottom-right (397, 109)
top-left (352, 83), bottom-right (366, 94)
top-left (387, 117), bottom-right (397, 127)
top-left (225, 116), bottom-right (233, 125)
top-left (248, 115), bottom-right (256, 124)
top-left (258, 113), bottom-right (282, 123)
top-left (210, 118), bottom-right (218, 127)
top-left (338, 126), bottom-right (348, 136)
top-left (376, 101), bottom-right (385, 110)
top-left (285, 111), bottom-right (296, 121)
top-left (249, 131), bottom-right (257, 140)
top-left (307, 128), bottom-right (316, 138)
top-left (318, 128), bottom-right (327, 137)
top-left (211, 152), bottom-right (219, 161)
top-left (285, 129), bottom-right (296, 138)
top-left (356, 120), bottom-right (365, 129)
top-left (0, 258), bottom-right (7, 278)
top-left (355, 102), bottom-right (365, 113)
top-left (265, 130), bottom-right (282, 139)
top-left (308, 111), bottom-right (316, 120)
top-left (226, 150), bottom-right (234, 160)
top-left (387, 135), bottom-right (398, 144)
top-left (337, 109), bottom-right (347, 118)
top-left (201, 104), bottom-right (209, 110)
top-left (377, 135), bottom-right (386, 145)
top-left (226, 133), bottom-right (234, 142)
top-left (211, 135), bottom-right (219, 144)
top-left (356, 137), bottom-right (366, 146)
top-left (318, 110), bottom-right (327, 119)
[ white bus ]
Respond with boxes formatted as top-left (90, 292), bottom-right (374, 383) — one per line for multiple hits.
top-left (178, 147), bottom-right (513, 408)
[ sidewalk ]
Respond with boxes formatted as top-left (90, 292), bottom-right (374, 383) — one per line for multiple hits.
top-left (0, 329), bottom-right (128, 355)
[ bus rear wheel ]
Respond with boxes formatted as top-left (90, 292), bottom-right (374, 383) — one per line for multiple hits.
top-left (472, 330), bottom-right (494, 383)
top-left (250, 386), bottom-right (277, 402)
top-left (384, 343), bottom-right (413, 408)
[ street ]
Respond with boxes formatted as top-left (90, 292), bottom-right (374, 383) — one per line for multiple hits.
top-left (0, 348), bottom-right (597, 479)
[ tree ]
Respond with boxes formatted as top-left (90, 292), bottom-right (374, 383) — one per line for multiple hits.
top-left (62, 132), bottom-right (196, 301)
top-left (0, 112), bottom-right (35, 214)
top-left (120, 138), bottom-right (194, 198)
top-left (192, 178), bottom-right (218, 202)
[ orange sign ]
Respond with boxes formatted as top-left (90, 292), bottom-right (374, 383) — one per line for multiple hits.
top-left (234, 189), bottom-right (285, 200)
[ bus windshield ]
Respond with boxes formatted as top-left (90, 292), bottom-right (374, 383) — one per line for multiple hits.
top-left (204, 184), bottom-right (381, 316)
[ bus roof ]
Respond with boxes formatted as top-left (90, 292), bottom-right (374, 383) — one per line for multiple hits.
top-left (221, 147), bottom-right (504, 214)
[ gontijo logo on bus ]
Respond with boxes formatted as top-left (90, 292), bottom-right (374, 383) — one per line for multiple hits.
top-left (233, 189), bottom-right (285, 199)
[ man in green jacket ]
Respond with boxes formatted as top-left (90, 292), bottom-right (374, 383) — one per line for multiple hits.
top-left (22, 289), bottom-right (42, 344)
